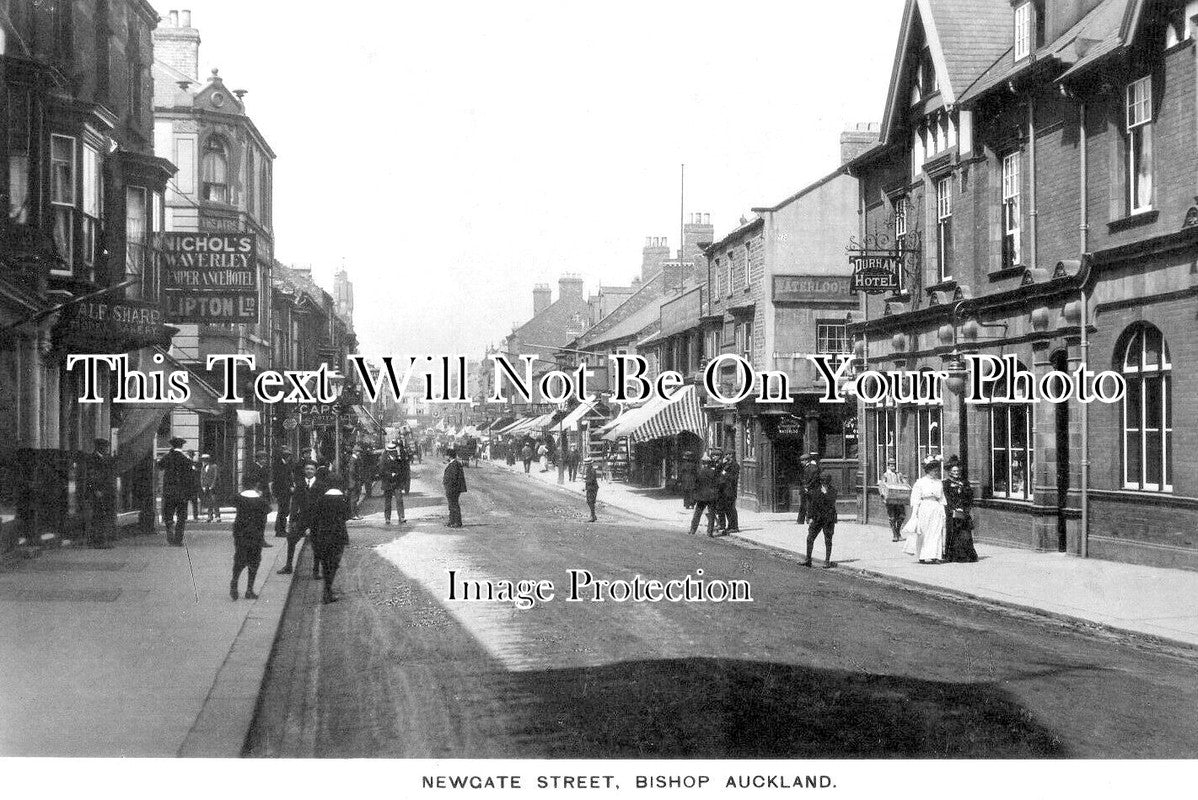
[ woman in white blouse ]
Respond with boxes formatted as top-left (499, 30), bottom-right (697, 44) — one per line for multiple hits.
top-left (902, 456), bottom-right (947, 564)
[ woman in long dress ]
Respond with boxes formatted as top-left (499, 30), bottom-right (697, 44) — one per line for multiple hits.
top-left (902, 457), bottom-right (947, 563)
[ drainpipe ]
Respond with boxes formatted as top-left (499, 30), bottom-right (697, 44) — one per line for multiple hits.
top-left (1079, 99), bottom-right (1090, 559)
top-left (1028, 95), bottom-right (1038, 271)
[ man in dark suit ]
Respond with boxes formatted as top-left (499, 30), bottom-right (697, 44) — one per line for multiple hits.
top-left (83, 438), bottom-right (116, 549)
top-left (804, 472), bottom-right (838, 569)
top-left (719, 453), bottom-right (740, 534)
top-left (377, 443), bottom-right (405, 524)
top-left (279, 461), bottom-right (322, 576)
top-left (688, 454), bottom-right (719, 537)
top-left (796, 452), bottom-right (822, 524)
top-left (242, 450), bottom-right (273, 547)
top-left (583, 456), bottom-right (599, 522)
top-left (158, 437), bottom-right (193, 546)
top-left (271, 446), bottom-right (296, 538)
top-left (311, 486), bottom-right (351, 604)
top-left (443, 448), bottom-right (467, 528)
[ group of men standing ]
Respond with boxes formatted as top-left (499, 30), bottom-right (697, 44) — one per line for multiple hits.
top-left (682, 451), bottom-right (740, 537)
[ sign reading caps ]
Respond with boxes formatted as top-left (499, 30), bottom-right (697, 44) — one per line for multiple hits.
top-left (849, 254), bottom-right (903, 294)
top-left (772, 275), bottom-right (853, 303)
top-left (156, 233), bottom-right (259, 323)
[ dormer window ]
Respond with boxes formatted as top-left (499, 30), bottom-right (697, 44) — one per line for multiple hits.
top-left (1013, 2), bottom-right (1045, 62)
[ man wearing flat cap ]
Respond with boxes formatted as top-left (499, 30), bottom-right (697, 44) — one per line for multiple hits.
top-left (158, 436), bottom-right (193, 546)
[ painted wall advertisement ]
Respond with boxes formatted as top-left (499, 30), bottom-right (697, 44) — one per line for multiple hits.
top-left (155, 232), bottom-right (260, 323)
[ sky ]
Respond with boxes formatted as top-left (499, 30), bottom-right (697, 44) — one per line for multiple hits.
top-left (161, 0), bottom-right (907, 358)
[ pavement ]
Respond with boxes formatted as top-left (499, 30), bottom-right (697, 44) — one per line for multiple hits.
top-left (493, 458), bottom-right (1198, 650)
top-left (0, 513), bottom-right (297, 757)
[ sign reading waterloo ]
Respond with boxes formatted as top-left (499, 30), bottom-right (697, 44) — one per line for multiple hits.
top-left (156, 233), bottom-right (260, 323)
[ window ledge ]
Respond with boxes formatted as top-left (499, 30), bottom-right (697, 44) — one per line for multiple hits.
top-left (1108, 208), bottom-right (1158, 233)
top-left (924, 278), bottom-right (957, 294)
top-left (988, 265), bottom-right (1025, 282)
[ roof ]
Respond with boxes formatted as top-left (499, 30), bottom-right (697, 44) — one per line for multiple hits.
top-left (586, 294), bottom-right (664, 349)
top-left (880, 0), bottom-right (1013, 145)
top-left (751, 166), bottom-right (854, 215)
top-left (704, 216), bottom-right (763, 255)
top-left (505, 291), bottom-right (593, 357)
top-left (571, 271), bottom-right (664, 350)
top-left (958, 0), bottom-right (1133, 103)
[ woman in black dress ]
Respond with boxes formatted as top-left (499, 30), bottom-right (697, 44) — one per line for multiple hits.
top-left (943, 458), bottom-right (979, 563)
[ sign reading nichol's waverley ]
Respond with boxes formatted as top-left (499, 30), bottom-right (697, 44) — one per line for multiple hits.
top-left (155, 232), bottom-right (260, 324)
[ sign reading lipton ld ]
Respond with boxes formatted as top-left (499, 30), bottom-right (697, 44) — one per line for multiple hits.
top-left (156, 233), bottom-right (260, 323)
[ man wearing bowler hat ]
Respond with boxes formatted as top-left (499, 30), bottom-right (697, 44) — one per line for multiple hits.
top-left (158, 437), bottom-right (194, 546)
top-left (83, 438), bottom-right (116, 549)
top-left (443, 448), bottom-right (467, 528)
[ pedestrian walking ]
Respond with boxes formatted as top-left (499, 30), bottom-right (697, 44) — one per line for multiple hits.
top-left (443, 447), bottom-right (467, 528)
top-left (377, 442), bottom-right (405, 524)
top-left (82, 438), bottom-right (116, 549)
top-left (709, 450), bottom-right (727, 532)
top-left (186, 449), bottom-right (202, 521)
top-left (243, 450), bottom-right (273, 547)
top-left (311, 486), bottom-right (350, 604)
top-left (158, 437), bottom-right (193, 546)
top-left (397, 441), bottom-right (412, 494)
top-left (567, 446), bottom-right (581, 482)
top-left (804, 473), bottom-right (838, 568)
top-left (688, 454), bottom-right (719, 537)
top-left (678, 450), bottom-right (697, 509)
top-left (720, 453), bottom-right (740, 534)
top-left (521, 443), bottom-right (534, 474)
top-left (583, 457), bottom-right (599, 522)
top-left (271, 446), bottom-right (296, 538)
top-left (878, 459), bottom-right (909, 542)
top-left (902, 456), bottom-right (947, 564)
top-left (348, 446), bottom-right (368, 518)
top-left (943, 457), bottom-right (979, 563)
top-left (230, 488), bottom-right (268, 600)
top-left (200, 454), bottom-right (222, 522)
top-left (538, 441), bottom-right (549, 472)
top-left (279, 461), bottom-right (323, 575)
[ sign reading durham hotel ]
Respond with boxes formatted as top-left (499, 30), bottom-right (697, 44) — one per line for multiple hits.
top-left (156, 233), bottom-right (260, 323)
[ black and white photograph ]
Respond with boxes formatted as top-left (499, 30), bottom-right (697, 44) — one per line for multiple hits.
top-left (1, 0), bottom-right (1197, 796)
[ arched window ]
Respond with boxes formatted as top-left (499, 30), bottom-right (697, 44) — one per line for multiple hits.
top-left (1120, 324), bottom-right (1172, 491)
top-left (200, 137), bottom-right (229, 203)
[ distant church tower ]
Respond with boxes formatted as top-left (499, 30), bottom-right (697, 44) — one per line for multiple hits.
top-left (334, 266), bottom-right (354, 321)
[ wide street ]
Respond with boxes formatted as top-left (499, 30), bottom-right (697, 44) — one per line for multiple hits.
top-left (246, 459), bottom-right (1198, 759)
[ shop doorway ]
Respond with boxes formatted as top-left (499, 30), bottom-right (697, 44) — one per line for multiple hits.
top-left (772, 435), bottom-right (806, 512)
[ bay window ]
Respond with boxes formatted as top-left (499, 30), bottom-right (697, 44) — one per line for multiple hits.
top-left (82, 143), bottom-right (102, 274)
top-left (7, 87), bottom-right (32, 225)
top-left (50, 134), bottom-right (76, 275)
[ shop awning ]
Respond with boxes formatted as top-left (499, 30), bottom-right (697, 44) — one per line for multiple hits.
top-left (603, 385), bottom-right (705, 444)
top-left (601, 396), bottom-right (667, 441)
top-left (559, 400), bottom-right (604, 429)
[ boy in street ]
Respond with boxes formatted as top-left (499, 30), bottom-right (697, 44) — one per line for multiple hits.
top-left (583, 457), bottom-right (599, 522)
top-left (879, 459), bottom-right (908, 542)
top-left (805, 473), bottom-right (838, 569)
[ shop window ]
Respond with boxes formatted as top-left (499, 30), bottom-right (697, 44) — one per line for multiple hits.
top-left (991, 404), bottom-right (1033, 500)
top-left (201, 136), bottom-right (229, 203)
top-left (936, 176), bottom-right (953, 282)
top-left (1001, 151), bottom-right (1021, 268)
top-left (1120, 324), bottom-right (1172, 492)
top-left (821, 408), bottom-right (858, 460)
top-left (872, 405), bottom-right (899, 483)
top-left (82, 143), bottom-right (102, 274)
top-left (50, 134), bottom-right (76, 275)
top-left (1126, 76), bottom-right (1154, 214)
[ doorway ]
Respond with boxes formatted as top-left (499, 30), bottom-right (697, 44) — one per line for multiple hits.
top-left (1052, 350), bottom-right (1070, 552)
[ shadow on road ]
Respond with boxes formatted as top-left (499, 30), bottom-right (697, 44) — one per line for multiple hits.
top-left (493, 657), bottom-right (1068, 758)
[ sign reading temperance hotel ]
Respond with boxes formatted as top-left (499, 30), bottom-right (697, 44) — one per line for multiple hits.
top-left (155, 233), bottom-right (261, 323)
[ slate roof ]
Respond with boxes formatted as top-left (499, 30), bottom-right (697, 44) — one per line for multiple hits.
top-left (505, 292), bottom-right (593, 360)
top-left (924, 0), bottom-right (1014, 101)
top-left (570, 271), bottom-right (665, 350)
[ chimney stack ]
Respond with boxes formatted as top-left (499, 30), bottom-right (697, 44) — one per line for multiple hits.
top-left (641, 236), bottom-right (670, 280)
top-left (154, 10), bottom-right (202, 83)
top-left (558, 274), bottom-right (584, 302)
top-left (682, 212), bottom-right (714, 266)
top-left (533, 283), bottom-right (552, 315)
top-left (840, 122), bottom-right (880, 165)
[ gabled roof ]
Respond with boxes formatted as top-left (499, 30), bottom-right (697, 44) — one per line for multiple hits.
top-left (505, 292), bottom-right (592, 357)
top-left (571, 271), bottom-right (664, 350)
top-left (880, 0), bottom-right (1013, 145)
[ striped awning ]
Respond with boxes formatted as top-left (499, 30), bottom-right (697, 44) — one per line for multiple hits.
top-left (600, 397), bottom-right (662, 441)
top-left (630, 384), bottom-right (705, 444)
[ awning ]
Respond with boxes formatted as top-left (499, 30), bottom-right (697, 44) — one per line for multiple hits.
top-left (603, 385), bottom-right (705, 444)
top-left (559, 400), bottom-right (606, 429)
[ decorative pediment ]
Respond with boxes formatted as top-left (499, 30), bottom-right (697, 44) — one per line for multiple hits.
top-left (193, 69), bottom-right (245, 116)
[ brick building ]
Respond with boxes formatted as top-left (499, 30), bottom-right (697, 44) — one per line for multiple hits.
top-left (1, 0), bottom-right (177, 554)
top-left (847, 0), bottom-right (1198, 570)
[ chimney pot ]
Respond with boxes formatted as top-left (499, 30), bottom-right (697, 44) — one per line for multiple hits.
top-left (169, 10), bottom-right (179, 26)
top-left (181, 9), bottom-right (192, 27)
